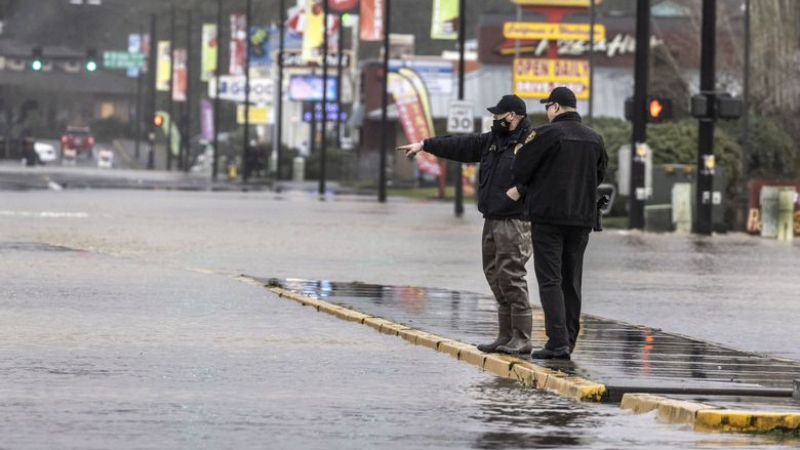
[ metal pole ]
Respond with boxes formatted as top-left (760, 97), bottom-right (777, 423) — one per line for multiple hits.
top-left (276, 0), bottom-right (286, 181)
top-left (335, 15), bottom-right (344, 149)
top-left (695, 0), bottom-right (717, 235)
top-left (184, 9), bottom-right (193, 173)
top-left (378, 0), bottom-right (391, 203)
top-left (588, 0), bottom-right (595, 123)
top-left (148, 13), bottom-right (158, 170)
top-left (629, 0), bottom-right (650, 230)
top-left (454, 0), bottom-right (466, 217)
top-left (213, 0), bottom-right (223, 180)
top-left (135, 25), bottom-right (144, 161)
top-left (243, 0), bottom-right (252, 182)
top-left (742, 0), bottom-right (750, 179)
top-left (320, 0), bottom-right (329, 196)
top-left (167, 4), bottom-right (176, 171)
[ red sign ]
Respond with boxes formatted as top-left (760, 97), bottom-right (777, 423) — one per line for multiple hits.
top-left (230, 14), bottom-right (246, 76)
top-left (360, 0), bottom-right (384, 42)
top-left (329, 0), bottom-right (359, 12)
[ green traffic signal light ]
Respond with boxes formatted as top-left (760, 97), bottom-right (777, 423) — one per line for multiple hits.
top-left (86, 60), bottom-right (97, 72)
top-left (31, 60), bottom-right (43, 71)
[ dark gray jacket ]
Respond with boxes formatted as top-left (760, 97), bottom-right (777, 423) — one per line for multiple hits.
top-left (512, 112), bottom-right (608, 228)
top-left (423, 117), bottom-right (532, 220)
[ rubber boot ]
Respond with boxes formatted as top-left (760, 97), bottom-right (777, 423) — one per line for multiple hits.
top-left (477, 308), bottom-right (512, 353)
top-left (496, 313), bottom-right (533, 355)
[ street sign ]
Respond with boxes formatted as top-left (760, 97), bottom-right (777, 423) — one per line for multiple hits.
top-left (208, 76), bottom-right (274, 103)
top-left (447, 100), bottom-right (474, 134)
top-left (512, 58), bottom-right (589, 100)
top-left (503, 22), bottom-right (606, 41)
top-left (103, 51), bottom-right (145, 69)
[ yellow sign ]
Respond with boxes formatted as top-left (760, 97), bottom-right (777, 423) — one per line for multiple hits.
top-left (237, 105), bottom-right (272, 125)
top-left (510, 0), bottom-right (603, 6)
top-left (503, 22), bottom-right (605, 41)
top-left (156, 41), bottom-right (171, 92)
top-left (512, 58), bottom-right (589, 100)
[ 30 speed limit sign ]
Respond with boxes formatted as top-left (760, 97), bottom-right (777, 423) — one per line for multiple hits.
top-left (447, 100), bottom-right (474, 134)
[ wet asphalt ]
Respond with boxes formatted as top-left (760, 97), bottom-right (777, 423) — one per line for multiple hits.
top-left (1, 189), bottom-right (799, 449)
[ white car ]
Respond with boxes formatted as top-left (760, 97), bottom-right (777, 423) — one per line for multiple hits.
top-left (97, 148), bottom-right (114, 169)
top-left (34, 142), bottom-right (58, 164)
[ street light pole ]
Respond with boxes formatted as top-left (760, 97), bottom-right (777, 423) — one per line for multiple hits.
top-left (320, 0), bottom-right (329, 196)
top-left (184, 9), bottom-right (193, 173)
top-left (695, 0), bottom-right (717, 235)
top-left (167, 4), bottom-right (176, 171)
top-left (275, 0), bottom-right (286, 181)
top-left (243, 0), bottom-right (252, 182)
top-left (213, 0), bottom-right (223, 180)
top-left (378, 0), bottom-right (391, 203)
top-left (148, 13), bottom-right (158, 170)
top-left (629, 0), bottom-right (650, 230)
top-left (454, 0), bottom-right (466, 217)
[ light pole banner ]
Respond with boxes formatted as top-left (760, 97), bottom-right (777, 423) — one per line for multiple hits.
top-left (200, 99), bottom-right (214, 141)
top-left (172, 48), bottom-right (187, 102)
top-left (302, 0), bottom-right (325, 62)
top-left (156, 41), bottom-right (171, 92)
top-left (230, 14), bottom-right (247, 76)
top-left (201, 24), bottom-right (218, 82)
top-left (249, 26), bottom-right (271, 67)
top-left (127, 34), bottom-right (142, 78)
top-left (360, 0), bottom-right (385, 42)
top-left (431, 0), bottom-right (459, 40)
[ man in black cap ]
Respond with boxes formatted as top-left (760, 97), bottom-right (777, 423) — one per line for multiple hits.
top-left (512, 86), bottom-right (608, 359)
top-left (396, 94), bottom-right (535, 355)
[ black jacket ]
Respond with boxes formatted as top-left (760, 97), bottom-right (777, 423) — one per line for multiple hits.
top-left (423, 117), bottom-right (531, 220)
top-left (512, 112), bottom-right (608, 228)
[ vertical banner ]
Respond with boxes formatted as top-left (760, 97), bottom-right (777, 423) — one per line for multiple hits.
top-left (431, 0), bottom-right (459, 40)
top-left (127, 34), bottom-right (142, 78)
top-left (156, 41), bottom-right (172, 92)
top-left (388, 72), bottom-right (441, 178)
top-left (302, 0), bottom-right (324, 62)
top-left (230, 14), bottom-right (247, 76)
top-left (201, 24), bottom-right (218, 82)
top-left (172, 49), bottom-right (187, 102)
top-left (249, 26), bottom-right (271, 67)
top-left (360, 0), bottom-right (384, 42)
top-left (201, 99), bottom-right (215, 141)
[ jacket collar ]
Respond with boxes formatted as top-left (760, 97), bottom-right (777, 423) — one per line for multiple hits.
top-left (551, 111), bottom-right (582, 124)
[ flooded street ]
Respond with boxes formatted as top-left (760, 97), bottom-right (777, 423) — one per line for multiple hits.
top-left (1, 190), bottom-right (798, 448)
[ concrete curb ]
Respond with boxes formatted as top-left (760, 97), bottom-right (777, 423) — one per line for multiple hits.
top-left (247, 279), bottom-right (800, 434)
top-left (264, 285), bottom-right (606, 403)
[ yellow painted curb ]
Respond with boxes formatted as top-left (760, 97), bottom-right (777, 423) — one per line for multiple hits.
top-left (621, 394), bottom-right (714, 426)
top-left (437, 339), bottom-right (475, 359)
top-left (695, 410), bottom-right (800, 433)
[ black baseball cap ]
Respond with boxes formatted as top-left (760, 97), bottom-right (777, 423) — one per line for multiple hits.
top-left (539, 86), bottom-right (577, 108)
top-left (487, 94), bottom-right (527, 115)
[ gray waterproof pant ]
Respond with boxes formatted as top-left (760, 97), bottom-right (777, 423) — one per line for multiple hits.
top-left (481, 218), bottom-right (533, 314)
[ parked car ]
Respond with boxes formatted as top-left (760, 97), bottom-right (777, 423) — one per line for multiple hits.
top-left (60, 126), bottom-right (95, 159)
top-left (34, 141), bottom-right (57, 164)
top-left (97, 148), bottom-right (114, 169)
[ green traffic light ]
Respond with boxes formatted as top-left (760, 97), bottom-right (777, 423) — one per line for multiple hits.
top-left (31, 60), bottom-right (43, 71)
top-left (86, 61), bottom-right (97, 72)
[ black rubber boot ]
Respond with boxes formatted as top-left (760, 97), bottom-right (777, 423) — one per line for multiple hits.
top-left (496, 313), bottom-right (533, 355)
top-left (531, 345), bottom-right (571, 360)
top-left (477, 308), bottom-right (512, 353)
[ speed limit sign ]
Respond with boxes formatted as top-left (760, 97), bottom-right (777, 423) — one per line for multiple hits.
top-left (447, 100), bottom-right (474, 134)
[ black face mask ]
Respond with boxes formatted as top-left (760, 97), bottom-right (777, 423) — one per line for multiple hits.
top-left (492, 116), bottom-right (513, 135)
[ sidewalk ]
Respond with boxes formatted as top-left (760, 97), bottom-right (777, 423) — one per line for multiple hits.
top-left (255, 277), bottom-right (800, 433)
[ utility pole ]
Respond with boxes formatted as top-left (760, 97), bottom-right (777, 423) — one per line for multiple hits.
top-left (184, 9), bottom-right (193, 173)
top-left (695, 0), bottom-right (717, 235)
top-left (335, 15), bottom-right (344, 149)
top-left (167, 4), bottom-right (176, 171)
top-left (742, 0), bottom-right (751, 180)
top-left (320, 0), bottom-right (329, 196)
top-left (148, 13), bottom-right (158, 170)
top-left (629, 0), bottom-right (650, 230)
top-left (378, 0), bottom-right (391, 203)
top-left (243, 0), bottom-right (252, 182)
top-left (454, 0), bottom-right (466, 217)
top-left (275, 0), bottom-right (286, 180)
top-left (588, 0), bottom-right (596, 123)
top-left (135, 24), bottom-right (144, 161)
top-left (213, 0), bottom-right (223, 180)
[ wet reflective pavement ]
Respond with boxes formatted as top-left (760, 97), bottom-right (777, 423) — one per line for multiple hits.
top-left (261, 278), bottom-right (800, 410)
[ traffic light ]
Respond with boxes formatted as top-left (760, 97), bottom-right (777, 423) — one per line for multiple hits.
top-left (647, 97), bottom-right (672, 123)
top-left (86, 48), bottom-right (98, 72)
top-left (690, 93), bottom-right (743, 120)
top-left (31, 47), bottom-right (43, 71)
top-left (624, 96), bottom-right (673, 123)
top-left (153, 113), bottom-right (164, 128)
